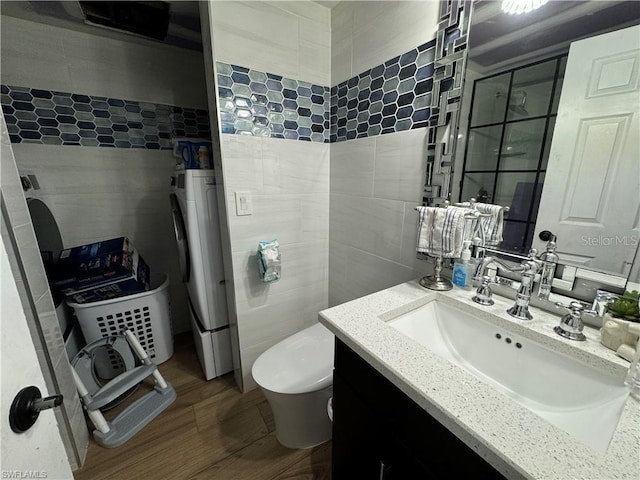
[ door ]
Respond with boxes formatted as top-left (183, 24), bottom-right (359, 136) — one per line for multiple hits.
top-left (1, 238), bottom-right (73, 478)
top-left (534, 26), bottom-right (640, 275)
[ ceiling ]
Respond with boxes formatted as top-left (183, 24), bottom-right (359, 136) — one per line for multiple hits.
top-left (6, 0), bottom-right (633, 65)
top-left (0, 0), bottom-right (342, 52)
top-left (312, 1), bottom-right (342, 8)
top-left (0, 1), bottom-right (203, 51)
top-left (468, 0), bottom-right (640, 72)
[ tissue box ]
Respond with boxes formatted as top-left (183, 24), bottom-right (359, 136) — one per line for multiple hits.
top-left (52, 237), bottom-right (150, 295)
top-left (257, 240), bottom-right (281, 283)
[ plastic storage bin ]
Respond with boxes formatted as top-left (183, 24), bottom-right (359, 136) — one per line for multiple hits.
top-left (67, 273), bottom-right (174, 364)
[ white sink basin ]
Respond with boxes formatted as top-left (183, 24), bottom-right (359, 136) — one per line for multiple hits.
top-left (389, 299), bottom-right (629, 452)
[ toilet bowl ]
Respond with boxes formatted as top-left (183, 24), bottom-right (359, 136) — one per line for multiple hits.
top-left (252, 322), bottom-right (334, 449)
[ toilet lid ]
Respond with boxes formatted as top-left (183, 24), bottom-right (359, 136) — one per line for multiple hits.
top-left (27, 198), bottom-right (63, 262)
top-left (72, 336), bottom-right (139, 410)
top-left (252, 323), bottom-right (334, 394)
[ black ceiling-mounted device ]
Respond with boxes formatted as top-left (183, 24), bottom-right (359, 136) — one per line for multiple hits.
top-left (78, 1), bottom-right (171, 41)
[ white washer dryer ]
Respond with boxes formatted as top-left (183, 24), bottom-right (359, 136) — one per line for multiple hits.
top-left (170, 169), bottom-right (233, 380)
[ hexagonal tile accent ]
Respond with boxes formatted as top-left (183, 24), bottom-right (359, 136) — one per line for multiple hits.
top-left (331, 38), bottom-right (436, 142)
top-left (215, 62), bottom-right (329, 143)
top-left (1, 85), bottom-right (210, 147)
top-left (4, 40), bottom-right (437, 148)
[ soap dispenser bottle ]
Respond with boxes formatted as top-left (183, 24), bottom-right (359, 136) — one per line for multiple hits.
top-left (538, 237), bottom-right (559, 300)
top-left (453, 241), bottom-right (473, 290)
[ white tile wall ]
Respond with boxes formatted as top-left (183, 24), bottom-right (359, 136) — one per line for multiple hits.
top-left (238, 286), bottom-right (327, 352)
top-left (330, 2), bottom-right (354, 87)
top-left (211, 1), bottom-right (439, 390)
top-left (373, 128), bottom-right (428, 203)
top-left (330, 193), bottom-right (405, 262)
top-left (218, 131), bottom-right (330, 391)
top-left (225, 193), bottom-right (329, 252)
top-left (300, 29), bottom-right (331, 86)
top-left (329, 245), bottom-right (425, 307)
top-left (216, 136), bottom-right (265, 192)
top-left (329, 127), bottom-right (433, 306)
top-left (261, 139), bottom-right (330, 194)
top-left (14, 145), bottom-right (190, 333)
top-left (231, 241), bottom-right (328, 307)
top-left (0, 16), bottom-right (208, 109)
top-left (328, 240), bottom-right (349, 306)
top-left (330, 136), bottom-right (376, 197)
top-left (331, 1), bottom-right (439, 85)
top-left (328, 2), bottom-right (438, 306)
top-left (210, 0), bottom-right (331, 86)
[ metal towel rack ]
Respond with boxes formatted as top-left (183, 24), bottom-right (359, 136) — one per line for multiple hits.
top-left (414, 198), bottom-right (509, 291)
top-left (451, 197), bottom-right (510, 213)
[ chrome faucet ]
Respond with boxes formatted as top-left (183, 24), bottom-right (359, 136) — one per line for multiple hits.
top-left (553, 301), bottom-right (597, 341)
top-left (472, 250), bottom-right (542, 320)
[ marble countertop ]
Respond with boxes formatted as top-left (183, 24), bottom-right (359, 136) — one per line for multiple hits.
top-left (319, 280), bottom-right (640, 480)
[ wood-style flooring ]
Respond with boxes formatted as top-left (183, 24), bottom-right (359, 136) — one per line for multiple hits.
top-left (74, 333), bottom-right (331, 480)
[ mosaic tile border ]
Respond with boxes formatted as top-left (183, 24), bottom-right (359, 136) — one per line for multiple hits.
top-left (216, 62), bottom-right (330, 143)
top-left (423, 0), bottom-right (473, 205)
top-left (330, 39), bottom-right (437, 143)
top-left (2, 40), bottom-right (440, 148)
top-left (0, 85), bottom-right (210, 148)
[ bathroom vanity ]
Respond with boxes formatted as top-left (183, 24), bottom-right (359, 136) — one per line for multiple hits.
top-left (332, 338), bottom-right (504, 479)
top-left (320, 282), bottom-right (640, 480)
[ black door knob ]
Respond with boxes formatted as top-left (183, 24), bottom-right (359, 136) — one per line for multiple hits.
top-left (538, 230), bottom-right (555, 242)
top-left (9, 386), bottom-right (63, 433)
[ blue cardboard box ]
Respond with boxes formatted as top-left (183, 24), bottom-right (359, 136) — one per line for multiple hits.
top-left (66, 278), bottom-right (147, 304)
top-left (172, 138), bottom-right (212, 169)
top-left (52, 237), bottom-right (150, 295)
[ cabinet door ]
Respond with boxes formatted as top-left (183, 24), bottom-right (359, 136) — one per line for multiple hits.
top-left (332, 372), bottom-right (383, 478)
top-left (334, 340), bottom-right (506, 480)
top-left (332, 372), bottom-right (435, 480)
top-left (379, 430), bottom-right (436, 480)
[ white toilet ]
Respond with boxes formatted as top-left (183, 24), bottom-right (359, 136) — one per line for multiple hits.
top-left (252, 322), bottom-right (334, 449)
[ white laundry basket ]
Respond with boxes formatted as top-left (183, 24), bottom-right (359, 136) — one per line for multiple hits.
top-left (67, 273), bottom-right (174, 364)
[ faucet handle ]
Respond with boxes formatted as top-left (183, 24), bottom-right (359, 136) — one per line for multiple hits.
top-left (553, 301), bottom-right (596, 341)
top-left (473, 276), bottom-right (496, 306)
top-left (555, 301), bottom-right (597, 316)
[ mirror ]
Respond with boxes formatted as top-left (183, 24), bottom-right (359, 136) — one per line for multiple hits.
top-left (450, 0), bottom-right (640, 280)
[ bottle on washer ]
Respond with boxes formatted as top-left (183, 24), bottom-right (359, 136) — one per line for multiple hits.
top-left (197, 146), bottom-right (211, 169)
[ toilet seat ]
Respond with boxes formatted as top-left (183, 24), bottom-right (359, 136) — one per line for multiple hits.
top-left (27, 198), bottom-right (63, 262)
top-left (252, 323), bottom-right (334, 395)
top-left (72, 336), bottom-right (139, 410)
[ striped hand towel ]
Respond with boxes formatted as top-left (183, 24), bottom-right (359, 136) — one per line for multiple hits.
top-left (416, 206), bottom-right (474, 258)
top-left (463, 202), bottom-right (505, 246)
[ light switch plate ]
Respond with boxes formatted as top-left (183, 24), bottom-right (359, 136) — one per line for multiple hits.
top-left (235, 191), bottom-right (252, 216)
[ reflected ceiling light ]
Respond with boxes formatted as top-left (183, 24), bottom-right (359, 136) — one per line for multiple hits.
top-left (502, 0), bottom-right (549, 15)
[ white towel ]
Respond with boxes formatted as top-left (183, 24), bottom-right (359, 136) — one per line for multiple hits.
top-left (461, 202), bottom-right (505, 246)
top-left (416, 206), bottom-right (474, 258)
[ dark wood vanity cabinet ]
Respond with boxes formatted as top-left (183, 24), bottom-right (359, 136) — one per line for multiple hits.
top-left (331, 339), bottom-right (506, 480)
